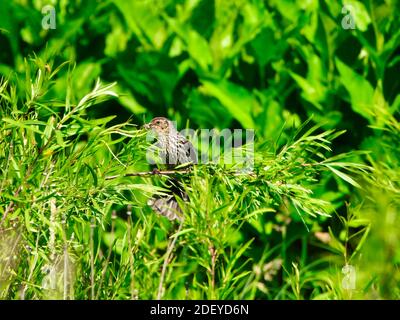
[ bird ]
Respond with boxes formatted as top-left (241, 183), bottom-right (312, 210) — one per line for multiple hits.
top-left (144, 117), bottom-right (197, 221)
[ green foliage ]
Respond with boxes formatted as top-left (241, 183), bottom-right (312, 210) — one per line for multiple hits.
top-left (0, 0), bottom-right (399, 300)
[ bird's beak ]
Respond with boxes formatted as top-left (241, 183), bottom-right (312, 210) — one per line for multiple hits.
top-left (143, 123), bottom-right (150, 130)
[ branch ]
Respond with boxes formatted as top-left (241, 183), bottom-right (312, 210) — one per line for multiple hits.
top-left (105, 168), bottom-right (257, 180)
top-left (105, 169), bottom-right (190, 180)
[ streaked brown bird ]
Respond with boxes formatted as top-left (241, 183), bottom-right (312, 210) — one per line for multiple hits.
top-left (144, 117), bottom-right (197, 221)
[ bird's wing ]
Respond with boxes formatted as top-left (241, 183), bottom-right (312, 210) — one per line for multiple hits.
top-left (148, 195), bottom-right (183, 221)
top-left (177, 134), bottom-right (197, 164)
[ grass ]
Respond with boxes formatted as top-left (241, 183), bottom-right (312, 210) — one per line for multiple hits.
top-left (0, 0), bottom-right (399, 300)
top-left (2, 57), bottom-right (394, 300)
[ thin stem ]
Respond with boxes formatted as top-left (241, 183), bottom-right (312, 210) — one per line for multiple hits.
top-left (210, 245), bottom-right (217, 298)
top-left (157, 222), bottom-right (183, 300)
top-left (105, 169), bottom-right (190, 180)
top-left (90, 218), bottom-right (95, 300)
top-left (127, 205), bottom-right (136, 300)
top-left (105, 169), bottom-right (256, 180)
top-left (63, 244), bottom-right (69, 300)
top-left (96, 210), bottom-right (117, 299)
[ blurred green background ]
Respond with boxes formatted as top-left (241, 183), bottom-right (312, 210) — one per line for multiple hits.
top-left (0, 0), bottom-right (399, 299)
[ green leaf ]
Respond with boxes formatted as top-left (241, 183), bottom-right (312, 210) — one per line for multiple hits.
top-left (350, 225), bottom-right (371, 261)
top-left (326, 164), bottom-right (361, 188)
top-left (166, 17), bottom-right (213, 72)
top-left (186, 29), bottom-right (213, 71)
top-left (347, 218), bottom-right (370, 228)
top-left (2, 117), bottom-right (45, 134)
top-left (55, 130), bottom-right (67, 148)
top-left (344, 1), bottom-right (371, 32)
top-left (336, 58), bottom-right (374, 123)
top-left (200, 79), bottom-right (256, 128)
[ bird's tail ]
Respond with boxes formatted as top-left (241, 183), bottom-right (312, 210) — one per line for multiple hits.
top-left (148, 195), bottom-right (184, 221)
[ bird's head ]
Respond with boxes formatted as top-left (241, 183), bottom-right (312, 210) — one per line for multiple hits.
top-left (144, 117), bottom-right (174, 135)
